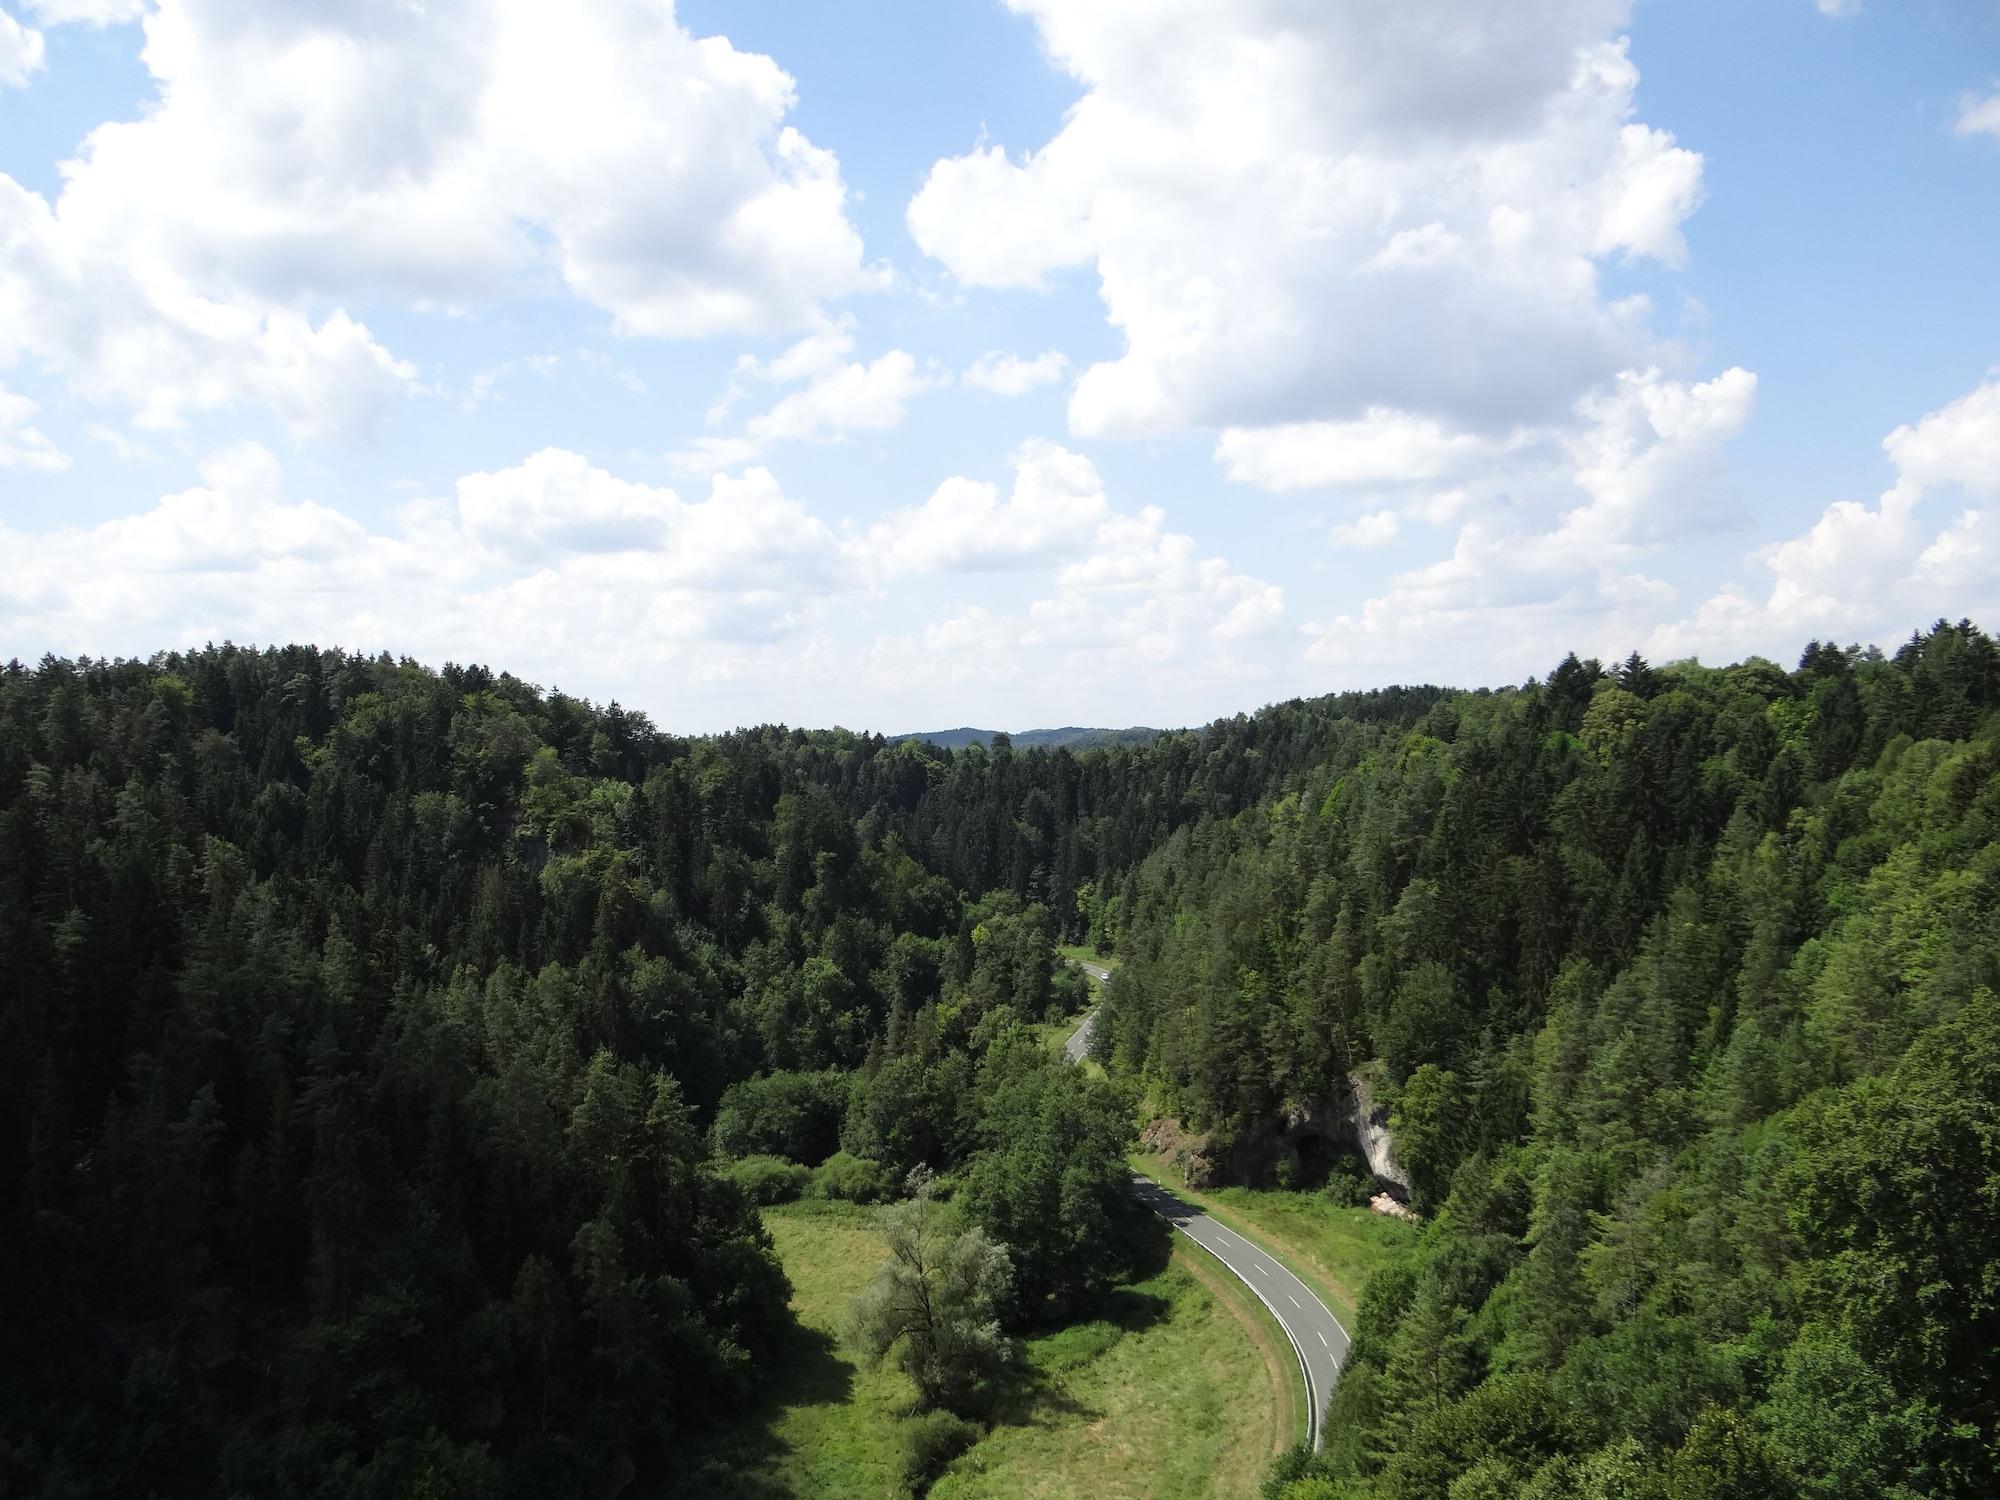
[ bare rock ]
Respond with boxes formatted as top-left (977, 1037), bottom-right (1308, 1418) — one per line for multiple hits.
top-left (1140, 1116), bottom-right (1221, 1188)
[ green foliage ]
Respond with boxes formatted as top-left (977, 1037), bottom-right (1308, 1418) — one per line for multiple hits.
top-left (6, 624), bottom-right (1997, 1496)
top-left (725, 1154), bottom-right (812, 1205)
top-left (1085, 624), bottom-right (2000, 1497)
top-left (811, 1150), bottom-right (893, 1204)
top-left (713, 1070), bottom-right (851, 1166)
top-left (900, 1409), bottom-right (980, 1492)
top-left (959, 1038), bottom-right (1136, 1317)
top-left (846, 1174), bottom-right (1016, 1414)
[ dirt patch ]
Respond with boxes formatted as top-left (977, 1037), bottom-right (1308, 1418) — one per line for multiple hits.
top-left (1171, 1244), bottom-right (1294, 1455)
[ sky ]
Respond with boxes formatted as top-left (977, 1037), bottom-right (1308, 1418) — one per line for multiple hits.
top-left (1, 0), bottom-right (1997, 734)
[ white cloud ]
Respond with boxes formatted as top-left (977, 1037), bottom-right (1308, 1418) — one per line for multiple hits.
top-left (1650, 376), bottom-right (2000, 662)
top-left (668, 436), bottom-right (764, 477)
top-left (0, 0), bottom-right (876, 435)
top-left (1955, 89), bottom-right (2000, 142)
top-left (909, 1), bottom-right (1703, 440)
top-left (0, 383), bottom-right (67, 470)
top-left (866, 444), bottom-right (1284, 713)
top-left (747, 350), bottom-right (943, 446)
top-left (1217, 409), bottom-right (1515, 492)
top-left (869, 522), bottom-right (1283, 706)
top-left (1545, 365), bottom-right (1756, 559)
top-left (869, 440), bottom-right (1110, 575)
top-left (0, 445), bottom-right (872, 703)
top-left (3, 435), bottom-right (1289, 729)
top-left (1813, 0), bottom-right (1860, 18)
top-left (674, 319), bottom-right (945, 470)
top-left (459, 354), bottom-right (561, 411)
top-left (0, 5), bottom-right (44, 87)
top-left (963, 349), bottom-right (1070, 396)
top-left (0, 175), bottom-right (419, 435)
top-left (1330, 511), bottom-right (1399, 548)
top-left (1305, 520), bottom-right (1677, 681)
top-left (1295, 365), bottom-right (1755, 678)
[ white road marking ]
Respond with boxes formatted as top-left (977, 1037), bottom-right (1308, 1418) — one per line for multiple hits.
top-left (1317, 1331), bottom-right (1330, 1348)
top-left (1288, 1294), bottom-right (1301, 1309)
top-left (1253, 1264), bottom-right (1268, 1276)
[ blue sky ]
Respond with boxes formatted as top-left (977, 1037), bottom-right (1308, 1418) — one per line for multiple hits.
top-left (1, 0), bottom-right (1996, 732)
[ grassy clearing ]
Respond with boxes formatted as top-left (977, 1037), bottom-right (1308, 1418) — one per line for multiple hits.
top-left (1129, 1151), bottom-right (1418, 1324)
top-left (932, 1242), bottom-right (1281, 1500)
top-left (705, 1199), bottom-right (1283, 1498)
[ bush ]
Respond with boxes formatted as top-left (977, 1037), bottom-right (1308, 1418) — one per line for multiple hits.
top-left (810, 1150), bottom-right (892, 1204)
top-left (712, 1071), bottom-right (849, 1166)
top-left (1320, 1162), bottom-right (1375, 1208)
top-left (899, 1409), bottom-right (978, 1493)
top-left (723, 1154), bottom-right (810, 1205)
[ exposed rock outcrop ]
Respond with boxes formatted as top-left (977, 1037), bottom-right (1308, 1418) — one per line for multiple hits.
top-left (1140, 1116), bottom-right (1221, 1188)
top-left (1344, 1069), bottom-right (1410, 1200)
top-left (1198, 1068), bottom-right (1413, 1201)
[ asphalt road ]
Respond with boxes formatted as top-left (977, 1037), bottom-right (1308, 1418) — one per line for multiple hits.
top-left (1128, 1173), bottom-right (1348, 1450)
top-left (1060, 971), bottom-right (1349, 1449)
top-left (1063, 961), bottom-right (1110, 1062)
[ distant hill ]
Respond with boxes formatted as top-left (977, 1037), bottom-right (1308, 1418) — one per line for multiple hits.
top-left (891, 725), bottom-right (1164, 751)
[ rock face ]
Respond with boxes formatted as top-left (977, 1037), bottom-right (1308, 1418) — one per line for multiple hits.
top-left (1140, 1116), bottom-right (1221, 1188)
top-left (1208, 1070), bottom-right (1412, 1202)
top-left (1146, 1069), bottom-right (1413, 1203)
top-left (1345, 1070), bottom-right (1411, 1200)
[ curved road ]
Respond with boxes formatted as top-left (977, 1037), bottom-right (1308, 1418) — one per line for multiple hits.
top-left (1063, 961), bottom-right (1110, 1062)
top-left (1061, 964), bottom-right (1349, 1449)
top-left (1128, 1172), bottom-right (1348, 1450)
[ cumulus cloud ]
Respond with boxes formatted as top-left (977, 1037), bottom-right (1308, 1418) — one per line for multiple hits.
top-left (1650, 376), bottom-right (2000, 662)
top-left (0, 383), bottom-right (67, 471)
top-left (1956, 89), bottom-right (2000, 142)
top-left (747, 350), bottom-right (943, 445)
top-left (0, 5), bottom-right (44, 87)
top-left (0, 445), bottom-right (868, 704)
top-left (1217, 410), bottom-right (1518, 493)
top-left (963, 349), bottom-right (1070, 396)
top-left (4, 433), bottom-right (1289, 728)
top-left (0, 0), bottom-right (876, 434)
top-left (673, 319), bottom-right (945, 470)
top-left (869, 441), bottom-right (1108, 575)
top-left (866, 445), bottom-right (1284, 713)
top-left (909, 1), bottom-right (1703, 440)
top-left (1297, 365), bottom-right (1755, 678)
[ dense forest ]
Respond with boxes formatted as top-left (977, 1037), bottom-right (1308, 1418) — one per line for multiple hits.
top-left (1092, 622), bottom-right (2000, 1498)
top-left (2, 622), bottom-right (1995, 1497)
top-left (0, 641), bottom-right (1396, 1496)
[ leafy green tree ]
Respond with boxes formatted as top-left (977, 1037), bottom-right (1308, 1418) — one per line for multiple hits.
top-left (847, 1172), bottom-right (1015, 1413)
top-left (961, 1051), bottom-right (1133, 1315)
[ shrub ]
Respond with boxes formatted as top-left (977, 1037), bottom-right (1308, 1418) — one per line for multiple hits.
top-left (810, 1150), bottom-right (892, 1204)
top-left (711, 1071), bottom-right (849, 1166)
top-left (723, 1154), bottom-right (809, 1205)
top-left (1320, 1162), bottom-right (1375, 1207)
top-left (899, 1409), bottom-right (978, 1493)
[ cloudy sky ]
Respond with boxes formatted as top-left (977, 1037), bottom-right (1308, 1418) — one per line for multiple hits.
top-left (2, 0), bottom-right (1997, 732)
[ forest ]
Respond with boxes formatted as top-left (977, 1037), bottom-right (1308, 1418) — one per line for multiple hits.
top-left (1, 621), bottom-right (1995, 1497)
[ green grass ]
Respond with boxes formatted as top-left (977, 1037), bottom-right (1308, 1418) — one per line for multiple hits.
top-left (934, 1245), bottom-right (1286, 1500)
top-left (1129, 1152), bottom-right (1418, 1324)
top-left (1056, 945), bottom-right (1120, 971)
top-left (705, 1199), bottom-right (1286, 1498)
